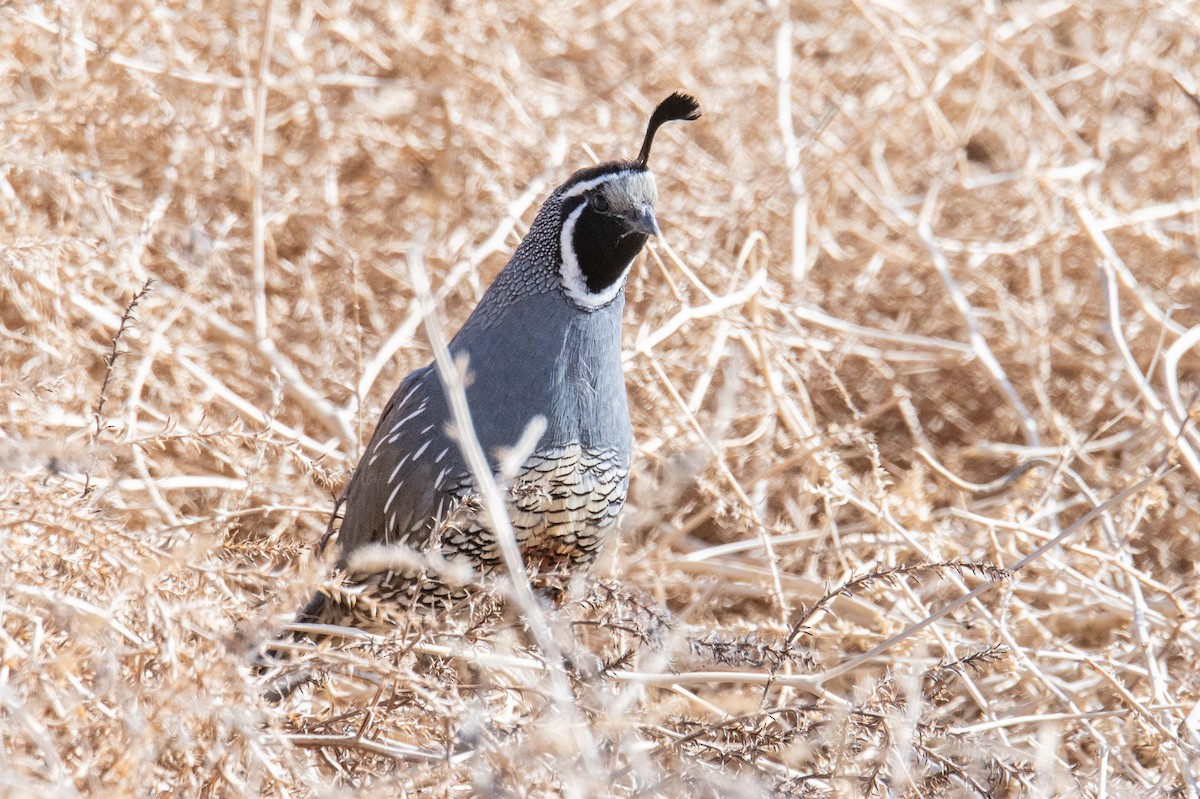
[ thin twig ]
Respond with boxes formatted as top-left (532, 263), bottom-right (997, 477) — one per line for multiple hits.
top-left (405, 248), bottom-right (602, 794)
top-left (94, 278), bottom-right (154, 436)
top-left (818, 466), bottom-right (1171, 684)
top-left (250, 0), bottom-right (278, 343)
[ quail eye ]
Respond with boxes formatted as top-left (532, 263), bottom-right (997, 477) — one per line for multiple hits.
top-left (590, 194), bottom-right (611, 213)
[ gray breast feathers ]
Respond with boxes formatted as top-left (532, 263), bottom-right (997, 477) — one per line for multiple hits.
top-left (333, 290), bottom-right (631, 567)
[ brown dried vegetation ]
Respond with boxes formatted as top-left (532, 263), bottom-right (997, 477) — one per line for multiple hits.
top-left (3, 0), bottom-right (1200, 796)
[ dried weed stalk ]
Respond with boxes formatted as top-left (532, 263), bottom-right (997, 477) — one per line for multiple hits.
top-left (3, 0), bottom-right (1200, 797)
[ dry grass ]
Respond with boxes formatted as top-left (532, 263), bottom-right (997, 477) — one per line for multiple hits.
top-left (3, 0), bottom-right (1200, 795)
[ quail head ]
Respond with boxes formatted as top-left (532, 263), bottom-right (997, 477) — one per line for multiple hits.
top-left (302, 92), bottom-right (701, 628)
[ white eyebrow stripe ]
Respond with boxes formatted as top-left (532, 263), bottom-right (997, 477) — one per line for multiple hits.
top-left (559, 170), bottom-right (637, 199)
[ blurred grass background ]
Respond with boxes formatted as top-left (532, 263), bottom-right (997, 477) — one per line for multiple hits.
top-left (3, 0), bottom-right (1200, 795)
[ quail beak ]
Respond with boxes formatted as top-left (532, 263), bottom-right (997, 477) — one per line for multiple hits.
top-left (624, 205), bottom-right (660, 238)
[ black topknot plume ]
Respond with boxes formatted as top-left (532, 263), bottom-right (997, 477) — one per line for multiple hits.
top-left (636, 92), bottom-right (701, 167)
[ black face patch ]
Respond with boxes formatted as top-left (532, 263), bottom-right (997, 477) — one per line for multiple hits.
top-left (564, 198), bottom-right (649, 294)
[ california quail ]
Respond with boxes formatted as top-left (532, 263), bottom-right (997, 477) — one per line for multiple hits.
top-left (301, 92), bottom-right (701, 628)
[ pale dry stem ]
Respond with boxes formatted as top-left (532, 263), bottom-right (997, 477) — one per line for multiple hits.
top-left (4, 0), bottom-right (1200, 797)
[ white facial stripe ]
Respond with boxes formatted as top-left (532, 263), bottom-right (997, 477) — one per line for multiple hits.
top-left (559, 202), bottom-right (633, 310)
top-left (561, 170), bottom-right (659, 214)
top-left (559, 170), bottom-right (637, 200)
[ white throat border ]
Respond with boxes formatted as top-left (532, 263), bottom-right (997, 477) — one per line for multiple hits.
top-left (557, 170), bottom-right (655, 310)
top-left (559, 202), bottom-right (634, 310)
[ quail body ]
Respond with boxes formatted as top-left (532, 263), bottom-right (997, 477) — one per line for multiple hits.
top-left (302, 93), bottom-right (701, 626)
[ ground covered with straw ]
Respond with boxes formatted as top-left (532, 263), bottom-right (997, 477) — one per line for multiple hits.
top-left (3, 0), bottom-right (1200, 796)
